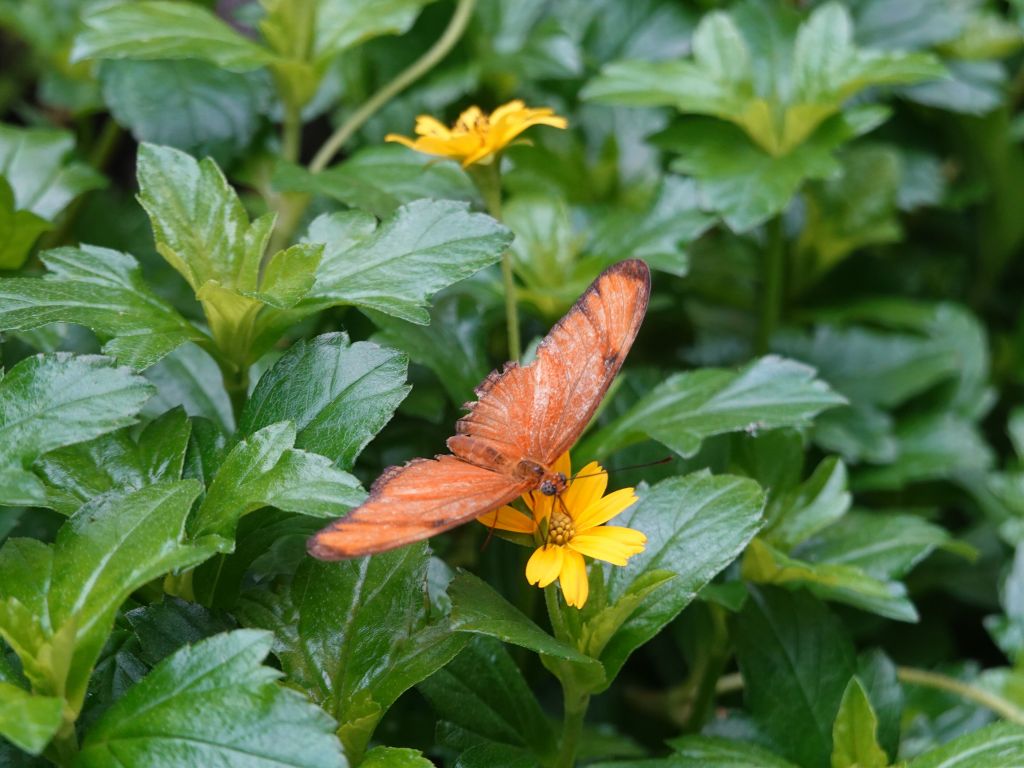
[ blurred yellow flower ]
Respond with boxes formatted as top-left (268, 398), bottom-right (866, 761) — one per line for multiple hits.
top-left (478, 452), bottom-right (645, 608)
top-left (385, 100), bottom-right (568, 167)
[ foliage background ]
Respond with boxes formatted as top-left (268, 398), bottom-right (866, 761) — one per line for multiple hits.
top-left (4, 0), bottom-right (1024, 766)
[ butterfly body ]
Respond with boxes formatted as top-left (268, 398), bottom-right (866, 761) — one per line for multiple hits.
top-left (308, 259), bottom-right (650, 560)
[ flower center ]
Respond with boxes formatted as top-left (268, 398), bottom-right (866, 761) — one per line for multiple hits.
top-left (548, 510), bottom-right (576, 546)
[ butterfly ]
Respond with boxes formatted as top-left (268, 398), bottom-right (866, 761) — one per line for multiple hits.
top-left (308, 258), bottom-right (651, 560)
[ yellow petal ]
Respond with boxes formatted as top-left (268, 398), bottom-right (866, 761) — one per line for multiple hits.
top-left (564, 461), bottom-right (607, 519)
top-left (414, 115), bottom-right (451, 138)
top-left (559, 549), bottom-right (589, 608)
top-left (454, 106), bottom-right (483, 133)
top-left (573, 487), bottom-right (638, 532)
top-left (568, 526), bottom-right (646, 566)
top-left (384, 133), bottom-right (417, 149)
top-left (525, 489), bottom-right (554, 524)
top-left (526, 545), bottom-right (564, 588)
top-left (489, 99), bottom-right (527, 124)
top-left (477, 505), bottom-right (536, 534)
top-left (461, 146), bottom-right (497, 167)
top-left (552, 451), bottom-right (572, 478)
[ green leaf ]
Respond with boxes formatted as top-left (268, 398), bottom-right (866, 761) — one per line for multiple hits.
top-left (0, 245), bottom-right (206, 370)
top-left (764, 456), bottom-right (851, 551)
top-left (665, 735), bottom-right (801, 767)
top-left (856, 650), bottom-right (903, 761)
top-left (731, 586), bottom-right (857, 768)
top-left (0, 179), bottom-right (49, 270)
top-left (907, 722), bottom-right (1024, 767)
top-left (741, 538), bottom-right (918, 622)
top-left (831, 677), bottom-right (888, 768)
top-left (46, 480), bottom-right (213, 710)
top-left (73, 1), bottom-right (274, 70)
top-left (448, 571), bottom-right (598, 666)
top-left (0, 682), bottom-right (63, 756)
top-left (418, 636), bottom-right (558, 760)
top-left (580, 356), bottom-right (845, 461)
top-left (308, 0), bottom-right (427, 62)
top-left (35, 407), bottom-right (192, 513)
top-left (143, 343), bottom-right (235, 434)
top-left (236, 545), bottom-right (465, 762)
top-left (582, 473), bottom-right (765, 685)
top-left (274, 146), bottom-right (476, 219)
top-left (0, 354), bottom-right (152, 507)
top-left (240, 333), bottom-right (409, 470)
top-left (78, 629), bottom-right (345, 767)
top-left (362, 746), bottom-right (434, 768)
top-left (125, 596), bottom-right (234, 668)
top-left (100, 59), bottom-right (271, 165)
top-left (190, 421), bottom-right (366, 540)
top-left (303, 200), bottom-right (512, 324)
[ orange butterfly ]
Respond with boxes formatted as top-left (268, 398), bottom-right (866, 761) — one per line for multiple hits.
top-left (308, 259), bottom-right (651, 560)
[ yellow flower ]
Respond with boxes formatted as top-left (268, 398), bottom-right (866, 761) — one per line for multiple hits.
top-left (478, 453), bottom-right (646, 608)
top-left (385, 100), bottom-right (568, 167)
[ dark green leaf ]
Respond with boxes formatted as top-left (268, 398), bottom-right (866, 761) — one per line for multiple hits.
top-left (144, 343), bottom-right (235, 434)
top-left (78, 629), bottom-right (345, 767)
top-left (241, 333), bottom-right (409, 470)
top-left (831, 677), bottom-right (887, 768)
top-left (731, 586), bottom-right (857, 768)
top-left (0, 245), bottom-right (205, 370)
top-left (190, 421), bottom-right (365, 540)
top-left (125, 596), bottom-right (234, 667)
top-left (236, 545), bottom-right (465, 761)
top-left (0, 354), bottom-right (152, 507)
top-left (907, 722), bottom-right (1024, 767)
top-left (764, 456), bottom-right (851, 551)
top-left (665, 735), bottom-right (801, 766)
top-left (306, 0), bottom-right (427, 62)
top-left (580, 356), bottom-right (845, 460)
top-left (73, 1), bottom-right (274, 70)
top-left (856, 650), bottom-right (903, 761)
top-left (303, 200), bottom-right (512, 324)
top-left (0, 682), bottom-right (62, 756)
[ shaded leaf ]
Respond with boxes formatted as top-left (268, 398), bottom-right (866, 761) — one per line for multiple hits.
top-left (143, 343), bottom-right (235, 434)
top-left (907, 722), bottom-right (1024, 767)
top-left (665, 735), bottom-right (801, 767)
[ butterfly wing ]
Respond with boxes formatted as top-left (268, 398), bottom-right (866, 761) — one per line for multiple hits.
top-left (307, 455), bottom-right (529, 560)
top-left (448, 258), bottom-right (650, 468)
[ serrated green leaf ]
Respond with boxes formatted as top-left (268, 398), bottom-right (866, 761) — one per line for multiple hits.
top-left (0, 682), bottom-right (62, 756)
top-left (664, 735), bottom-right (801, 767)
top-left (236, 545), bottom-right (465, 762)
top-left (0, 245), bottom-right (206, 370)
top-left (732, 586), bottom-right (857, 768)
top-left (73, 1), bottom-right (274, 70)
top-left (100, 59), bottom-right (271, 165)
top-left (35, 407), bottom-right (191, 513)
top-left (580, 356), bottom-right (844, 460)
top-left (831, 677), bottom-right (888, 768)
top-left (742, 538), bottom-right (918, 622)
top-left (190, 421), bottom-right (365, 540)
top-left (251, 242), bottom-right (323, 309)
top-left (274, 146), bottom-right (476, 219)
top-left (0, 354), bottom-right (152, 507)
top-left (448, 571), bottom-right (598, 667)
top-left (582, 473), bottom-right (765, 685)
top-left (78, 629), bottom-right (345, 767)
top-left (907, 722), bottom-right (1024, 767)
top-left (240, 333), bottom-right (409, 470)
top-left (764, 456), bottom-right (851, 551)
top-left (418, 636), bottom-right (558, 760)
top-left (303, 200), bottom-right (512, 324)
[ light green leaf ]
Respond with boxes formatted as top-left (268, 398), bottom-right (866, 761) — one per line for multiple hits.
top-left (100, 59), bottom-right (271, 165)
top-left (73, 1), bottom-right (274, 70)
top-left (0, 354), bottom-right (152, 507)
top-left (0, 682), bottom-right (63, 756)
top-left (236, 545), bottom-right (466, 762)
top-left (907, 722), bottom-right (1024, 767)
top-left (191, 421), bottom-right (366, 540)
top-left (831, 677), bottom-right (888, 768)
top-left (78, 629), bottom-right (345, 767)
top-left (583, 473), bottom-right (765, 685)
top-left (303, 200), bottom-right (512, 324)
top-left (764, 456), bottom-right (851, 551)
top-left (742, 538), bottom-right (918, 622)
top-left (274, 145), bottom-right (476, 219)
top-left (448, 571), bottom-right (599, 667)
top-left (665, 735), bottom-right (801, 767)
top-left (240, 333), bottom-right (409, 470)
top-left (362, 747), bottom-right (434, 768)
top-left (309, 0), bottom-right (428, 61)
top-left (0, 178), bottom-right (50, 270)
top-left (0, 245), bottom-right (206, 370)
top-left (580, 356), bottom-right (845, 460)
top-left (251, 243), bottom-right (323, 309)
top-left (732, 587), bottom-right (856, 768)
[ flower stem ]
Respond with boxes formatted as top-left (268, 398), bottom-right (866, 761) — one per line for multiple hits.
top-left (282, 101), bottom-right (303, 164)
top-left (756, 214), bottom-right (785, 355)
top-left (308, 0), bottom-right (477, 173)
top-left (897, 666), bottom-right (1024, 725)
top-left (554, 686), bottom-right (589, 768)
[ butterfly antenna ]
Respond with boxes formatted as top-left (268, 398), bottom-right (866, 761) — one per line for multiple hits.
top-left (480, 513), bottom-right (499, 552)
top-left (571, 455), bottom-right (674, 481)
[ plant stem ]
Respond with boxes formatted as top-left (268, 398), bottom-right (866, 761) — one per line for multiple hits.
top-left (555, 686), bottom-right (589, 768)
top-left (756, 214), bottom-right (785, 355)
top-left (223, 363), bottom-right (250, 425)
top-left (282, 101), bottom-right (303, 164)
top-left (308, 0), bottom-right (477, 173)
top-left (897, 667), bottom-right (1024, 725)
top-left (544, 584), bottom-right (570, 643)
top-left (472, 161), bottom-right (520, 361)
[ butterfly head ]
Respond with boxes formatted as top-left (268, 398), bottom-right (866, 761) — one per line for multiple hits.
top-left (539, 473), bottom-right (567, 496)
